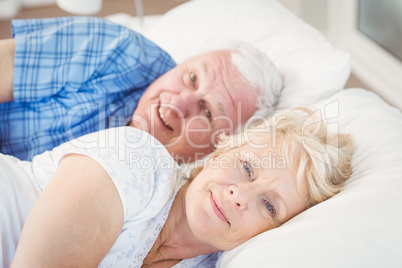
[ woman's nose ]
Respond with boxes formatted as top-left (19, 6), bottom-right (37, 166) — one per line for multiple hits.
top-left (228, 183), bottom-right (254, 210)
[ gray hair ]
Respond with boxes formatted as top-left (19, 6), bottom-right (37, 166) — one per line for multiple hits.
top-left (229, 41), bottom-right (283, 117)
top-left (201, 40), bottom-right (283, 121)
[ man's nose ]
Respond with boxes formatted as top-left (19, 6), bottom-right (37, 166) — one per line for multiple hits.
top-left (170, 90), bottom-right (200, 117)
top-left (228, 183), bottom-right (255, 210)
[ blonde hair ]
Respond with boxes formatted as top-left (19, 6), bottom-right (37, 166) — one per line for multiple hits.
top-left (189, 107), bottom-right (354, 208)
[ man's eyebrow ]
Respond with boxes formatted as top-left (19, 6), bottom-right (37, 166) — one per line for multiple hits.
top-left (202, 61), bottom-right (208, 75)
top-left (217, 102), bottom-right (226, 116)
top-left (183, 66), bottom-right (190, 76)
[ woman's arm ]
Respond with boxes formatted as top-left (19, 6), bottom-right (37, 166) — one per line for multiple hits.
top-left (0, 39), bottom-right (15, 103)
top-left (11, 154), bottom-right (124, 267)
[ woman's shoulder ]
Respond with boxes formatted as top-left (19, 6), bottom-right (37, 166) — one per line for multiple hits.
top-left (56, 126), bottom-right (173, 164)
top-left (34, 126), bottom-right (173, 166)
top-left (73, 126), bottom-right (177, 202)
top-left (33, 127), bottom-right (177, 219)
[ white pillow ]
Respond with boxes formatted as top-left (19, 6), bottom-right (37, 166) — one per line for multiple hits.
top-left (144, 0), bottom-right (351, 109)
top-left (217, 88), bottom-right (402, 267)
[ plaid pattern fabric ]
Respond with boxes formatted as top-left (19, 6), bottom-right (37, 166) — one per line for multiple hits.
top-left (0, 16), bottom-right (176, 161)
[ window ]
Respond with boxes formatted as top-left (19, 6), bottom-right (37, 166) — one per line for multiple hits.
top-left (358, 0), bottom-right (402, 62)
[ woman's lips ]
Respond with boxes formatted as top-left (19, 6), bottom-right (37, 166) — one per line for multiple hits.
top-left (210, 193), bottom-right (229, 224)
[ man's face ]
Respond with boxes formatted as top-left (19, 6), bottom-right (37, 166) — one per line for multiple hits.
top-left (130, 50), bottom-right (259, 163)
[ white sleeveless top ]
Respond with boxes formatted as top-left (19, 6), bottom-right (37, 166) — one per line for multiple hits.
top-left (0, 127), bottom-right (219, 267)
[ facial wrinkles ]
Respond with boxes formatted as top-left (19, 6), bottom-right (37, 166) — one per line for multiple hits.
top-left (229, 196), bottom-right (271, 243)
top-left (266, 172), bottom-right (301, 225)
top-left (200, 58), bottom-right (228, 133)
top-left (216, 56), bottom-right (236, 113)
top-left (209, 102), bottom-right (226, 134)
top-left (240, 147), bottom-right (286, 225)
top-left (261, 175), bottom-right (285, 226)
top-left (203, 54), bottom-right (235, 120)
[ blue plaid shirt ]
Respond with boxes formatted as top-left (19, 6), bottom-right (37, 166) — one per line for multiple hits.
top-left (0, 16), bottom-right (176, 161)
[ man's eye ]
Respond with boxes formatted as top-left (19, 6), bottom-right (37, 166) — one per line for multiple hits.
top-left (205, 109), bottom-right (212, 119)
top-left (190, 72), bottom-right (197, 83)
top-left (264, 200), bottom-right (276, 215)
top-left (243, 161), bottom-right (252, 178)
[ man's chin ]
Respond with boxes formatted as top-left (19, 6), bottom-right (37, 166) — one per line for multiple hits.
top-left (128, 119), bottom-right (150, 134)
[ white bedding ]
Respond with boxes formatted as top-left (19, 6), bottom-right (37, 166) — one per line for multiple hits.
top-left (218, 89), bottom-right (402, 267)
top-left (107, 0), bottom-right (402, 267)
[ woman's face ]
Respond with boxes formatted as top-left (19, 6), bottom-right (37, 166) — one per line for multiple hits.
top-left (185, 141), bottom-right (309, 251)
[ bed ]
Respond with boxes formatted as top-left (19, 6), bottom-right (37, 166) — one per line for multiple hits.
top-left (107, 0), bottom-right (402, 267)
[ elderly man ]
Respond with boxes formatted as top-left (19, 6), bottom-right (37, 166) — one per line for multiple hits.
top-left (0, 16), bottom-right (282, 163)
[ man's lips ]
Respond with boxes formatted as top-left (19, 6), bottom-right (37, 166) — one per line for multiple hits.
top-left (157, 105), bottom-right (173, 131)
top-left (210, 192), bottom-right (230, 224)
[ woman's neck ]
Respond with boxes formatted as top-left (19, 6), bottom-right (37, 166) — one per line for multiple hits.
top-left (143, 182), bottom-right (220, 266)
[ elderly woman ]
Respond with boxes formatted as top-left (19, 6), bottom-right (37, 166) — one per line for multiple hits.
top-left (3, 107), bottom-right (353, 267)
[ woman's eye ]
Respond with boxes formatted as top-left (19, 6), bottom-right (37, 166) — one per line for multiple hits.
top-left (205, 109), bottom-right (212, 119)
top-left (264, 200), bottom-right (275, 215)
top-left (190, 72), bottom-right (197, 83)
top-left (243, 161), bottom-right (252, 178)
